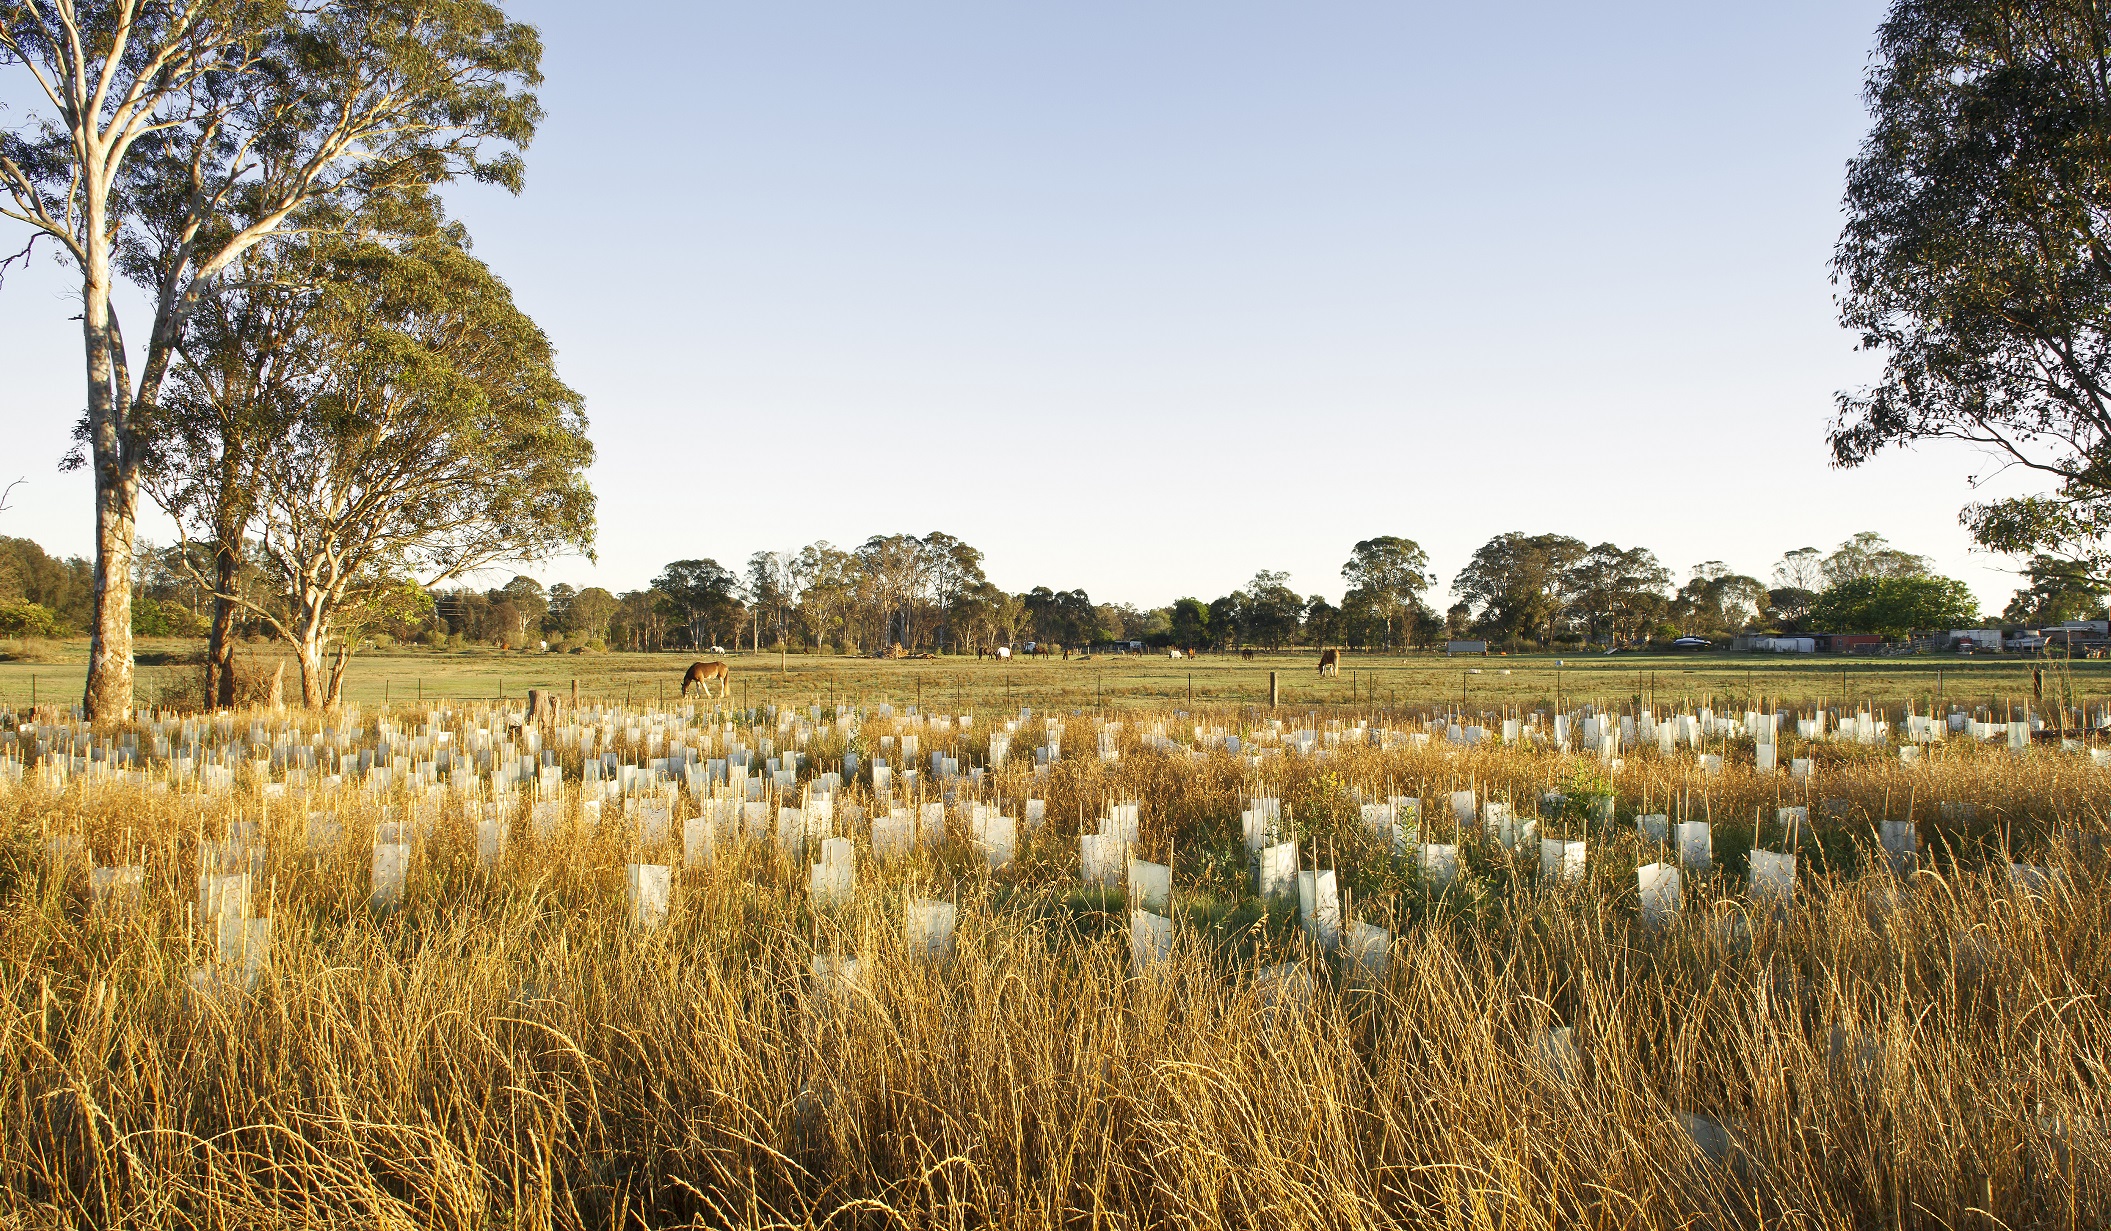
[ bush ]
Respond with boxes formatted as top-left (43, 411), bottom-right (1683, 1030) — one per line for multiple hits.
top-left (131, 596), bottom-right (173, 636)
top-left (0, 601), bottom-right (62, 639)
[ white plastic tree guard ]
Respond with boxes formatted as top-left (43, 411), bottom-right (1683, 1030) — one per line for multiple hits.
top-left (810, 837), bottom-right (855, 908)
top-left (1256, 840), bottom-right (1298, 899)
top-left (682, 817), bottom-right (714, 867)
top-left (1130, 909), bottom-right (1174, 974)
top-left (1749, 849), bottom-right (1796, 906)
top-left (370, 844), bottom-right (409, 912)
top-left (1638, 862), bottom-right (1681, 930)
top-left (1674, 821), bottom-right (1712, 872)
top-left (1539, 839), bottom-right (1586, 882)
top-left (872, 808), bottom-right (915, 862)
top-left (1297, 870), bottom-right (1342, 949)
top-left (1879, 820), bottom-right (1918, 877)
top-left (1536, 1026), bottom-right (1579, 1083)
top-left (1420, 843), bottom-right (1459, 891)
top-left (634, 799), bottom-right (672, 848)
top-left (809, 954), bottom-right (864, 1008)
top-left (1483, 802), bottom-right (1537, 852)
top-left (1128, 858), bottom-right (1171, 914)
top-left (626, 863), bottom-right (671, 930)
top-left (1342, 921), bottom-right (1390, 980)
top-left (1081, 832), bottom-right (1128, 888)
top-left (303, 812), bottom-right (342, 857)
top-left (972, 806), bottom-right (1017, 870)
top-left (88, 862), bottom-right (143, 912)
top-left (906, 897), bottom-right (957, 960)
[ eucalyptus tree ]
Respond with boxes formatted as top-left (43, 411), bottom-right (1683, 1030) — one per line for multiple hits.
top-left (654, 559), bottom-right (741, 653)
top-left (0, 0), bottom-right (544, 717)
top-left (153, 207), bottom-right (592, 706)
top-left (1820, 531), bottom-right (1929, 585)
top-left (1451, 532), bottom-right (1588, 647)
top-left (146, 233), bottom-right (316, 706)
top-left (855, 534), bottom-right (930, 650)
top-left (1565, 543), bottom-right (1671, 647)
top-left (1834, 0), bottom-right (2111, 584)
top-left (1339, 536), bottom-right (1433, 650)
top-left (792, 540), bottom-right (854, 652)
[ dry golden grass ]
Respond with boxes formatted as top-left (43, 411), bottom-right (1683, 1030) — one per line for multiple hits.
top-left (0, 703), bottom-right (2106, 1229)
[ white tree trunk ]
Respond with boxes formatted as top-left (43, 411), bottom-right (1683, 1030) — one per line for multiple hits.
top-left (81, 243), bottom-right (136, 721)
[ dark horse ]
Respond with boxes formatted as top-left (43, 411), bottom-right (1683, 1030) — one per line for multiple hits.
top-left (681, 660), bottom-right (730, 698)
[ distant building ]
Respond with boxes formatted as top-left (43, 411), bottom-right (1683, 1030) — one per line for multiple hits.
top-left (1731, 634), bottom-right (1815, 653)
top-left (1815, 633), bottom-right (1885, 653)
top-left (1445, 640), bottom-right (1488, 656)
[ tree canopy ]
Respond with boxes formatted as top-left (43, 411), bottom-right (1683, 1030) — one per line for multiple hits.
top-left (1833, 0), bottom-right (2111, 584)
top-left (172, 204), bottom-right (593, 705)
top-left (2, 0), bottom-right (547, 717)
top-left (1809, 574), bottom-right (1980, 637)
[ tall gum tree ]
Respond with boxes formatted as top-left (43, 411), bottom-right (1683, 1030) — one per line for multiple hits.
top-left (0, 0), bottom-right (544, 718)
top-left (152, 205), bottom-right (593, 706)
top-left (1834, 0), bottom-right (2111, 584)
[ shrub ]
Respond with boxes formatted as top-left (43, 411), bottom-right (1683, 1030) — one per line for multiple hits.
top-left (0, 601), bottom-right (62, 639)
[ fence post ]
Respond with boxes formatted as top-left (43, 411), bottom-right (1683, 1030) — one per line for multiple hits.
top-left (1269, 671), bottom-right (1279, 710)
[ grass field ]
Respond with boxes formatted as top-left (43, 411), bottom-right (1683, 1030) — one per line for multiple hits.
top-left (3, 638), bottom-right (2106, 719)
top-left (2, 685), bottom-right (2108, 1227)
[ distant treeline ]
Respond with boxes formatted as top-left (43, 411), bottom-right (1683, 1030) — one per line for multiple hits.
top-left (421, 530), bottom-right (2052, 656)
top-left (2, 528), bottom-right (2086, 654)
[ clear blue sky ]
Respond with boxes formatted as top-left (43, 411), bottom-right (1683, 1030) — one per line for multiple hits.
top-left (0, 1), bottom-right (2038, 612)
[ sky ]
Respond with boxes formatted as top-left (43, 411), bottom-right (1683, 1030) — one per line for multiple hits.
top-left (0, 1), bottom-right (2048, 614)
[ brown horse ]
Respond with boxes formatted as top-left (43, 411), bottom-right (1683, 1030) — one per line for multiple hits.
top-left (681, 660), bottom-right (730, 698)
top-left (1318, 648), bottom-right (1340, 677)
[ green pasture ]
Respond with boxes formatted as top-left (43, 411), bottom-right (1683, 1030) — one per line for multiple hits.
top-left (3, 638), bottom-right (2106, 717)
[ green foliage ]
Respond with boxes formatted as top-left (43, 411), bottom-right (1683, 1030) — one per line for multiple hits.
top-left (0, 601), bottom-right (62, 640)
top-left (1340, 537), bottom-right (1433, 650)
top-left (654, 560), bottom-right (742, 650)
top-left (1023, 587), bottom-right (1100, 647)
top-left (1551, 762), bottom-right (1616, 824)
top-left (1835, 1), bottom-right (2111, 575)
top-left (0, 538), bottom-right (90, 630)
top-left (1567, 543), bottom-right (1672, 645)
top-left (1809, 574), bottom-right (1980, 636)
top-left (1822, 531), bottom-right (1929, 584)
top-left (130, 597), bottom-right (172, 637)
top-left (1670, 563), bottom-right (1770, 639)
top-left (1451, 532), bottom-right (1588, 646)
top-left (2003, 554), bottom-right (2108, 624)
top-left (1238, 571), bottom-right (1305, 650)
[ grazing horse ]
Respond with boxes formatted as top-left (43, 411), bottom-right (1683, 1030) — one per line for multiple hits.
top-left (681, 660), bottom-right (730, 698)
top-left (1241, 648), bottom-right (1255, 662)
top-left (1318, 648), bottom-right (1340, 677)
